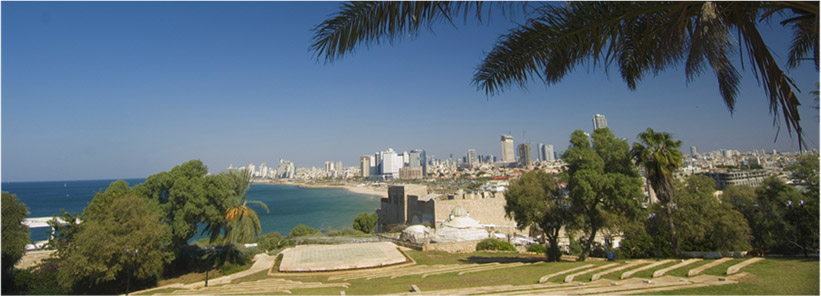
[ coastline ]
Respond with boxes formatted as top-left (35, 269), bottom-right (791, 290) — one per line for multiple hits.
top-left (251, 180), bottom-right (388, 198)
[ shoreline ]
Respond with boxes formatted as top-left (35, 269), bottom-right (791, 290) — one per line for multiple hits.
top-left (251, 180), bottom-right (388, 198)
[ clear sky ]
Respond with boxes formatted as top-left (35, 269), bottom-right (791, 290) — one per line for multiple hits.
top-left (2, 1), bottom-right (819, 182)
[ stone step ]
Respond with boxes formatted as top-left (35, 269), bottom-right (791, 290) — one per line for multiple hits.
top-left (687, 257), bottom-right (733, 276)
top-left (620, 259), bottom-right (674, 279)
top-left (726, 257), bottom-right (763, 275)
top-left (564, 263), bottom-right (619, 282)
top-left (590, 260), bottom-right (648, 281)
top-left (539, 264), bottom-right (595, 283)
top-left (652, 259), bottom-right (702, 278)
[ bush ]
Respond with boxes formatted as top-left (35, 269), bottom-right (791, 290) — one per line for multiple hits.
top-left (527, 243), bottom-right (547, 254)
top-left (257, 232), bottom-right (286, 251)
top-left (288, 224), bottom-right (320, 238)
top-left (476, 238), bottom-right (516, 252)
top-left (353, 212), bottom-right (378, 234)
top-left (11, 261), bottom-right (66, 295)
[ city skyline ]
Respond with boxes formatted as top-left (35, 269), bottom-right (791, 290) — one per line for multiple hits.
top-left (2, 2), bottom-right (819, 182)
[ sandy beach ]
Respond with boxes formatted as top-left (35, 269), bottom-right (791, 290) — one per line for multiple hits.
top-left (342, 184), bottom-right (388, 198)
top-left (255, 180), bottom-right (388, 198)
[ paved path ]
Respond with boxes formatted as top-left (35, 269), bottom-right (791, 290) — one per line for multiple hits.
top-left (133, 253), bottom-right (276, 295)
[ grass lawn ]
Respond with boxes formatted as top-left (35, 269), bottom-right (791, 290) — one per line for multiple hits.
top-left (144, 250), bottom-right (819, 295)
top-left (639, 257), bottom-right (819, 295)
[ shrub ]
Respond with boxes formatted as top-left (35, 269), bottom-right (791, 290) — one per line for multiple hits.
top-left (257, 232), bottom-right (286, 251)
top-left (12, 261), bottom-right (65, 295)
top-left (476, 238), bottom-right (516, 252)
top-left (353, 212), bottom-right (378, 234)
top-left (527, 243), bottom-right (547, 254)
top-left (288, 224), bottom-right (320, 238)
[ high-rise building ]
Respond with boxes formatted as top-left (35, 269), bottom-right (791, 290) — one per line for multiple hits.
top-left (518, 143), bottom-right (532, 167)
top-left (501, 135), bottom-right (515, 163)
top-left (360, 156), bottom-right (370, 178)
top-left (467, 149), bottom-right (478, 165)
top-left (408, 149), bottom-right (427, 176)
top-left (593, 114), bottom-right (608, 130)
top-left (381, 148), bottom-right (402, 179)
top-left (690, 146), bottom-right (698, 156)
top-left (541, 144), bottom-right (555, 162)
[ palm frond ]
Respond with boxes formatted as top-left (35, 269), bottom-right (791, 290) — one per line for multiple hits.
top-left (730, 7), bottom-right (805, 147)
top-left (246, 200), bottom-right (270, 214)
top-left (311, 1), bottom-right (486, 62)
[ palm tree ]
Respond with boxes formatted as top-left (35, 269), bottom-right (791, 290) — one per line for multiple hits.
top-left (631, 128), bottom-right (684, 256)
top-left (312, 1), bottom-right (818, 147)
top-left (221, 170), bottom-right (270, 245)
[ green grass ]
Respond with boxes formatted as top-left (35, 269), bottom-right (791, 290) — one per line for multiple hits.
top-left (638, 257), bottom-right (819, 295)
top-left (149, 250), bottom-right (820, 295)
top-left (133, 287), bottom-right (182, 295)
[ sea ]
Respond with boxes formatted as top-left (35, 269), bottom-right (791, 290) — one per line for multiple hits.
top-left (1, 179), bottom-right (381, 242)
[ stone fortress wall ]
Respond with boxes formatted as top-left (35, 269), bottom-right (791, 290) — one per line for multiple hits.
top-left (377, 185), bottom-right (526, 237)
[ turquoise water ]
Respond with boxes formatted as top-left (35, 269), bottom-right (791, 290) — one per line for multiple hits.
top-left (1, 180), bottom-right (380, 242)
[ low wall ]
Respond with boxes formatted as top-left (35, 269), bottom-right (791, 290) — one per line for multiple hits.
top-left (422, 241), bottom-right (479, 253)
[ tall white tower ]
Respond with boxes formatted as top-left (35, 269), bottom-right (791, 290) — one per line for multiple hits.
top-left (593, 114), bottom-right (608, 130)
top-left (501, 135), bottom-right (515, 163)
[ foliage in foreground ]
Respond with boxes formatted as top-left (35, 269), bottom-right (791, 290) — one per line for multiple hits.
top-left (504, 170), bottom-right (568, 261)
top-left (563, 128), bottom-right (644, 261)
top-left (2, 192), bottom-right (30, 293)
top-left (312, 2), bottom-right (818, 147)
top-left (56, 186), bottom-right (173, 294)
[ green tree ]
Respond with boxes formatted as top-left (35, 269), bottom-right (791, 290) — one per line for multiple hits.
top-left (631, 128), bottom-right (684, 256)
top-left (2, 192), bottom-right (30, 293)
top-left (133, 160), bottom-right (228, 254)
top-left (786, 154), bottom-right (820, 197)
top-left (312, 2), bottom-right (817, 147)
top-left (563, 128), bottom-right (644, 261)
top-left (747, 176), bottom-right (819, 256)
top-left (57, 193), bottom-right (172, 294)
top-left (353, 212), bottom-right (378, 234)
top-left (221, 170), bottom-right (270, 245)
top-left (504, 170), bottom-right (569, 261)
top-left (288, 224), bottom-right (320, 238)
top-left (671, 175), bottom-right (751, 252)
top-left (749, 177), bottom-right (801, 252)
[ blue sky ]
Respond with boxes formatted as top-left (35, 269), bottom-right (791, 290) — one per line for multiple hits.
top-left (2, 1), bottom-right (819, 182)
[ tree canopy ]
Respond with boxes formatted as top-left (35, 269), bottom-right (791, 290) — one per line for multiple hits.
top-left (57, 192), bottom-right (172, 294)
top-left (563, 128), bottom-right (644, 261)
top-left (2, 192), bottom-right (30, 293)
top-left (504, 170), bottom-right (569, 261)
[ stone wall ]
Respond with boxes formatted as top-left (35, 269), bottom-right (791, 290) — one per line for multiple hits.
top-left (378, 185), bottom-right (525, 237)
top-left (433, 192), bottom-right (525, 236)
top-left (422, 240), bottom-right (479, 253)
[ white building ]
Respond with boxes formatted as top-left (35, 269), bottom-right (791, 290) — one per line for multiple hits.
top-left (593, 114), bottom-right (608, 130)
top-left (501, 135), bottom-right (515, 163)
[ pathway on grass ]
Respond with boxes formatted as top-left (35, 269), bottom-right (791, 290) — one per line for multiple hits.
top-left (133, 253), bottom-right (276, 295)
